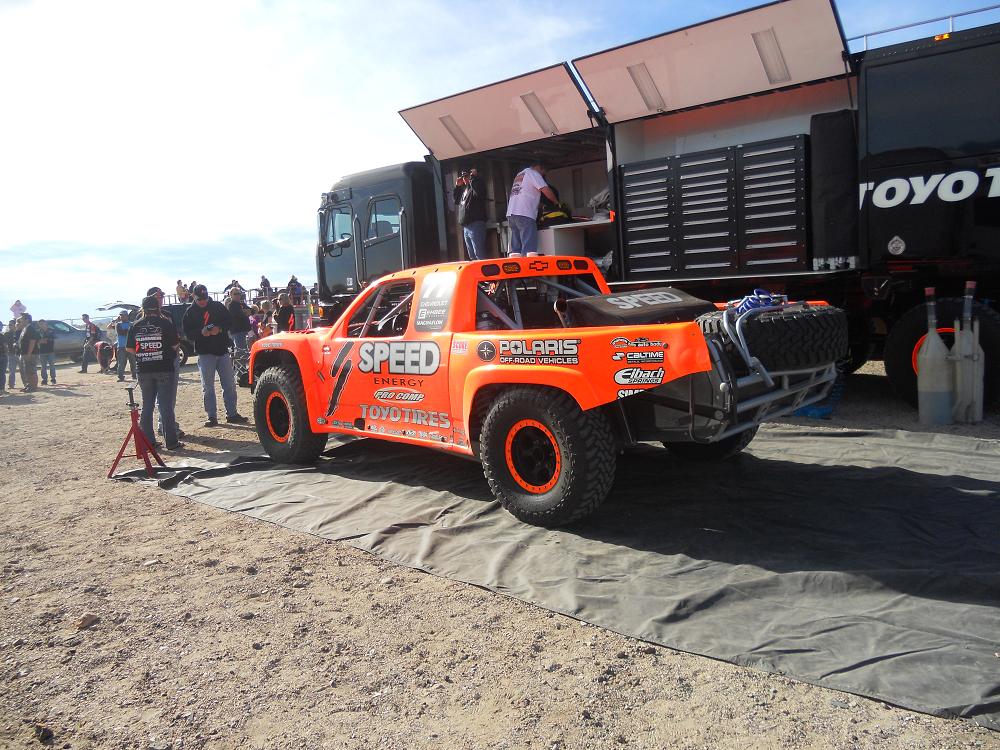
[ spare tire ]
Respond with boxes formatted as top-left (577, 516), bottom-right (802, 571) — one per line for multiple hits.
top-left (697, 305), bottom-right (848, 371)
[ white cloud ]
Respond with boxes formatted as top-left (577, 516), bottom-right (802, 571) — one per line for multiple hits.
top-left (0, 0), bottom-right (594, 251)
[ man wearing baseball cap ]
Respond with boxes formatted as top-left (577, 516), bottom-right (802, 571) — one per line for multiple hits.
top-left (182, 284), bottom-right (247, 427)
top-left (126, 295), bottom-right (183, 450)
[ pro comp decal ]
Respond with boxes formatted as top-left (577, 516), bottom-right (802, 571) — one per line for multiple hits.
top-left (859, 168), bottom-right (1000, 209)
top-left (498, 339), bottom-right (579, 365)
top-left (357, 341), bottom-right (440, 375)
top-left (614, 367), bottom-right (665, 386)
top-left (374, 388), bottom-right (424, 404)
top-left (606, 291), bottom-right (683, 310)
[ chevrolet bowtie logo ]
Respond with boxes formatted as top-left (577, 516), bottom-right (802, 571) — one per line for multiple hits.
top-left (528, 260), bottom-right (549, 272)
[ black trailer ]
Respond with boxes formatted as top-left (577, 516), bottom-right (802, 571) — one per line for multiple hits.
top-left (315, 0), bottom-right (1000, 406)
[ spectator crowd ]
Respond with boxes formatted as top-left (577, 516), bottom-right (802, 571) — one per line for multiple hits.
top-left (4, 274), bottom-right (314, 456)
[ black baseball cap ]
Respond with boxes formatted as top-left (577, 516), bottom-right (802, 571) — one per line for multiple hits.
top-left (192, 284), bottom-right (209, 300)
top-left (142, 295), bottom-right (161, 311)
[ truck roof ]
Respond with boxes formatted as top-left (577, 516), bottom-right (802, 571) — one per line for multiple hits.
top-left (376, 256), bottom-right (601, 284)
top-left (330, 161), bottom-right (429, 192)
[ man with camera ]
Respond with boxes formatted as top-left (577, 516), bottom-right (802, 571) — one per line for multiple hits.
top-left (454, 167), bottom-right (488, 260)
top-left (182, 285), bottom-right (248, 427)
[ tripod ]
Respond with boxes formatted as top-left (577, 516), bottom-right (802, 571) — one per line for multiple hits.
top-left (108, 385), bottom-right (164, 478)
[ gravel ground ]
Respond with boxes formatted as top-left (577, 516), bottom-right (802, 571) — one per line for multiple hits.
top-left (1, 360), bottom-right (998, 750)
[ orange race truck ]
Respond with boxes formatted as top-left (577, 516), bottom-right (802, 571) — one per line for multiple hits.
top-left (249, 257), bottom-right (846, 527)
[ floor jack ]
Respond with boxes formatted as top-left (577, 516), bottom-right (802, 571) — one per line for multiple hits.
top-left (108, 386), bottom-right (165, 478)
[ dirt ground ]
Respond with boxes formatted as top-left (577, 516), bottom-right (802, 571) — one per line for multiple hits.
top-left (1, 360), bottom-right (998, 750)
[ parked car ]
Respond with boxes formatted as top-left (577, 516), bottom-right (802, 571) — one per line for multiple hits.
top-left (44, 320), bottom-right (88, 361)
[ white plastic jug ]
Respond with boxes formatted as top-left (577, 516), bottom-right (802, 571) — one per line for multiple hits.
top-left (917, 287), bottom-right (953, 425)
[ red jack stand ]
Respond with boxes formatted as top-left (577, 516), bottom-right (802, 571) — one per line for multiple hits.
top-left (108, 386), bottom-right (165, 478)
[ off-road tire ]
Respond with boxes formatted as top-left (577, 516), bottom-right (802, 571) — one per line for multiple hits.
top-left (696, 305), bottom-right (848, 371)
top-left (884, 299), bottom-right (1000, 407)
top-left (664, 425), bottom-right (759, 461)
top-left (254, 365), bottom-right (327, 464)
top-left (480, 387), bottom-right (617, 527)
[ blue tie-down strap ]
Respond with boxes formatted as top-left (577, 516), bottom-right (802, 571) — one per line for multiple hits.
top-left (794, 364), bottom-right (846, 419)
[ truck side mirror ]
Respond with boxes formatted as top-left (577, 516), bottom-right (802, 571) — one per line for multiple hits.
top-left (324, 233), bottom-right (352, 257)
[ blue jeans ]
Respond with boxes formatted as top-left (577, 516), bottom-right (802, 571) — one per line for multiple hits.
top-left (197, 352), bottom-right (238, 420)
top-left (508, 214), bottom-right (538, 255)
top-left (116, 349), bottom-right (136, 380)
top-left (462, 220), bottom-right (487, 260)
top-left (7, 352), bottom-right (17, 387)
top-left (138, 370), bottom-right (178, 447)
top-left (39, 353), bottom-right (56, 383)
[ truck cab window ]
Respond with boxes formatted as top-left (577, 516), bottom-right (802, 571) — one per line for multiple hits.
top-left (366, 197), bottom-right (401, 240)
top-left (345, 279), bottom-right (415, 338)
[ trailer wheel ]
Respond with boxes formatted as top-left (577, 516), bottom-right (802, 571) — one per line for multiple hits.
top-left (480, 387), bottom-right (617, 527)
top-left (696, 306), bottom-right (848, 371)
top-left (253, 366), bottom-right (328, 463)
top-left (664, 426), bottom-right (759, 461)
top-left (884, 299), bottom-right (1000, 407)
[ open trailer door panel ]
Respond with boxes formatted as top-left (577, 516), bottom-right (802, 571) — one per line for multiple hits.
top-left (399, 64), bottom-right (595, 161)
top-left (572, 0), bottom-right (848, 125)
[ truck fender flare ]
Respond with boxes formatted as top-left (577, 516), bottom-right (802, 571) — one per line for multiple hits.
top-left (461, 366), bottom-right (605, 434)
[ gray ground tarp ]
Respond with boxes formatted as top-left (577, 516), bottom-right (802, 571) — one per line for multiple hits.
top-left (117, 425), bottom-right (1000, 729)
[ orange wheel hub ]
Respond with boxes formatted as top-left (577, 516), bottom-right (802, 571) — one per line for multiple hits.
top-left (265, 391), bottom-right (291, 443)
top-left (504, 419), bottom-right (561, 494)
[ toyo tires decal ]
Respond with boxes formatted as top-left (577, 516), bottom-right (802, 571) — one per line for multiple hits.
top-left (265, 391), bottom-right (291, 443)
top-left (504, 419), bottom-right (562, 495)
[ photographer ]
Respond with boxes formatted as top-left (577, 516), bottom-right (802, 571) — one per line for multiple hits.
top-left (182, 285), bottom-right (248, 427)
top-left (454, 167), bottom-right (488, 260)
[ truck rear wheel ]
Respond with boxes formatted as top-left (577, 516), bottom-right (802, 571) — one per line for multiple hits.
top-left (253, 366), bottom-right (328, 464)
top-left (884, 299), bottom-right (1000, 407)
top-left (480, 387), bottom-right (617, 527)
top-left (697, 306), bottom-right (848, 371)
top-left (664, 426), bottom-right (758, 461)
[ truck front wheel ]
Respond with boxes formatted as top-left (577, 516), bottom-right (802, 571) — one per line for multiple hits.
top-left (253, 366), bottom-right (328, 464)
top-left (480, 387), bottom-right (617, 527)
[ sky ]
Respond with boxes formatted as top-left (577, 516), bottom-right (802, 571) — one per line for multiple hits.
top-left (1, 0), bottom-right (996, 321)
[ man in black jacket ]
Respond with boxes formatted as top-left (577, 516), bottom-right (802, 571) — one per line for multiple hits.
top-left (128, 295), bottom-right (183, 450)
top-left (182, 285), bottom-right (248, 427)
top-left (454, 168), bottom-right (488, 260)
top-left (226, 288), bottom-right (253, 350)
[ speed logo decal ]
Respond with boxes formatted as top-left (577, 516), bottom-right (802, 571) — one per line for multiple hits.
top-left (358, 341), bottom-right (440, 375)
top-left (606, 291), bottom-right (682, 310)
